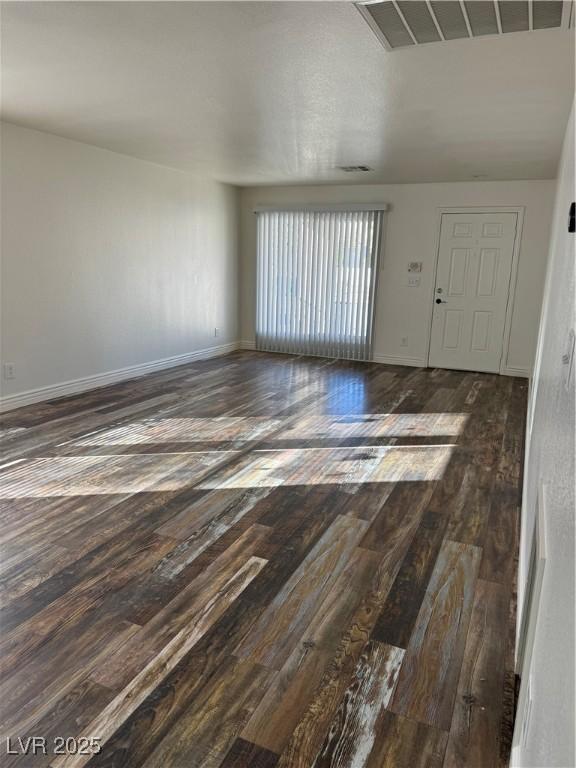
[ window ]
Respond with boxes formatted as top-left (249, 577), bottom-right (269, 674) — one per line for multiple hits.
top-left (255, 206), bottom-right (386, 360)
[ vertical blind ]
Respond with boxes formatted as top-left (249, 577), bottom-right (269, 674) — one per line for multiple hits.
top-left (255, 207), bottom-right (385, 361)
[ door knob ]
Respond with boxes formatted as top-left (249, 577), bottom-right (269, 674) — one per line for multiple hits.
top-left (435, 298), bottom-right (447, 304)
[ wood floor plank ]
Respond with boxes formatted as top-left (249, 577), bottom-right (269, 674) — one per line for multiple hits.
top-left (139, 657), bottom-right (274, 768)
top-left (0, 541), bottom-right (79, 607)
top-left (0, 494), bottom-right (127, 550)
top-left (83, 596), bottom-right (265, 768)
top-left (479, 488), bottom-right (518, 585)
top-left (359, 480), bottom-right (434, 554)
top-left (338, 482), bottom-right (396, 522)
top-left (444, 463), bottom-right (494, 547)
top-left (220, 738), bottom-right (280, 768)
top-left (0, 527), bottom-right (176, 637)
top-left (2, 680), bottom-right (114, 768)
top-left (0, 354), bottom-right (526, 768)
top-left (389, 539), bottom-right (482, 730)
top-left (275, 514), bottom-right (425, 767)
top-left (371, 509), bottom-right (447, 649)
top-left (91, 524), bottom-right (271, 691)
top-left (235, 514), bottom-right (369, 670)
top-left (0, 530), bottom-right (175, 678)
top-left (52, 556), bottom-right (268, 768)
top-left (53, 487), bottom-right (204, 555)
top-left (309, 640), bottom-right (404, 768)
top-left (479, 384), bottom-right (525, 585)
top-left (240, 547), bottom-right (381, 754)
top-left (363, 710), bottom-right (448, 768)
top-left (443, 579), bottom-right (510, 768)
top-left (0, 615), bottom-right (139, 737)
top-left (156, 485), bottom-right (270, 541)
top-left (237, 486), bottom-right (352, 608)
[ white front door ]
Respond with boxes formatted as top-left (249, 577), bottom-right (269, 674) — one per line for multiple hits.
top-left (429, 212), bottom-right (517, 373)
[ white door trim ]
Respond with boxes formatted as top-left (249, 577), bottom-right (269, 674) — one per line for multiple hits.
top-left (426, 206), bottom-right (526, 376)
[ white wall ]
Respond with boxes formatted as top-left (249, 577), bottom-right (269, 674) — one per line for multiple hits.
top-left (240, 180), bottom-right (555, 374)
top-left (514, 103), bottom-right (575, 768)
top-left (1, 122), bottom-right (239, 405)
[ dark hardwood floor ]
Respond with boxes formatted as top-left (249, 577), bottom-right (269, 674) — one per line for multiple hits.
top-left (0, 351), bottom-right (526, 768)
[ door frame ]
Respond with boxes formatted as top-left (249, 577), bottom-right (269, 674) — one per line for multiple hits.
top-left (425, 206), bottom-right (526, 376)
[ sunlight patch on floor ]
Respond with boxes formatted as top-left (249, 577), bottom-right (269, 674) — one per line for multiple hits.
top-left (67, 412), bottom-right (467, 448)
top-left (0, 444), bottom-right (455, 498)
top-left (1, 410), bottom-right (464, 498)
top-left (67, 416), bottom-right (281, 446)
top-left (70, 417), bottom-right (281, 446)
top-left (277, 413), bottom-right (468, 439)
top-left (0, 452), bottom-right (232, 498)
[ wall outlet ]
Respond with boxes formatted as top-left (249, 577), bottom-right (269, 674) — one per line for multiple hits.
top-left (214, 327), bottom-right (220, 338)
top-left (400, 337), bottom-right (408, 347)
top-left (3, 363), bottom-right (16, 380)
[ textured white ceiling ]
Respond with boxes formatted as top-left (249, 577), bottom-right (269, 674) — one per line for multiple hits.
top-left (1, 1), bottom-right (574, 185)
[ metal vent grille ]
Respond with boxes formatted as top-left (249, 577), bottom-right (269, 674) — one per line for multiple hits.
top-left (397, 1), bottom-right (441, 42)
top-left (499, 1), bottom-right (530, 33)
top-left (365, 2), bottom-right (415, 46)
top-left (533, 0), bottom-right (564, 28)
top-left (465, 1), bottom-right (499, 36)
top-left (357, 0), bottom-right (572, 50)
top-left (430, 1), bottom-right (469, 39)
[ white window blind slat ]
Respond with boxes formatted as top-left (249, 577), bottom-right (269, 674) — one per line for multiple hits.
top-left (255, 208), bottom-right (384, 361)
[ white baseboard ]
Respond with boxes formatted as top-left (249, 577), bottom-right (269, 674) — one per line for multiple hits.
top-left (501, 365), bottom-right (530, 378)
top-left (238, 343), bottom-right (425, 368)
top-left (0, 341), bottom-right (240, 412)
top-left (372, 354), bottom-right (427, 368)
top-left (238, 346), bottom-right (528, 378)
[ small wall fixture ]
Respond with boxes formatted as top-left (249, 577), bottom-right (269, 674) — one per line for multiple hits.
top-left (338, 165), bottom-right (373, 173)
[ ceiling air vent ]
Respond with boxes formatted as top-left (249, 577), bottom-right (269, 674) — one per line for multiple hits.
top-left (356, 0), bottom-right (572, 50)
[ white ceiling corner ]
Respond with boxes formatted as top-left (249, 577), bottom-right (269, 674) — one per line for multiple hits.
top-left (1, 1), bottom-right (574, 185)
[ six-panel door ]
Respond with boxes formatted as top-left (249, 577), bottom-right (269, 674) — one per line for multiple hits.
top-left (429, 212), bottom-right (517, 373)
